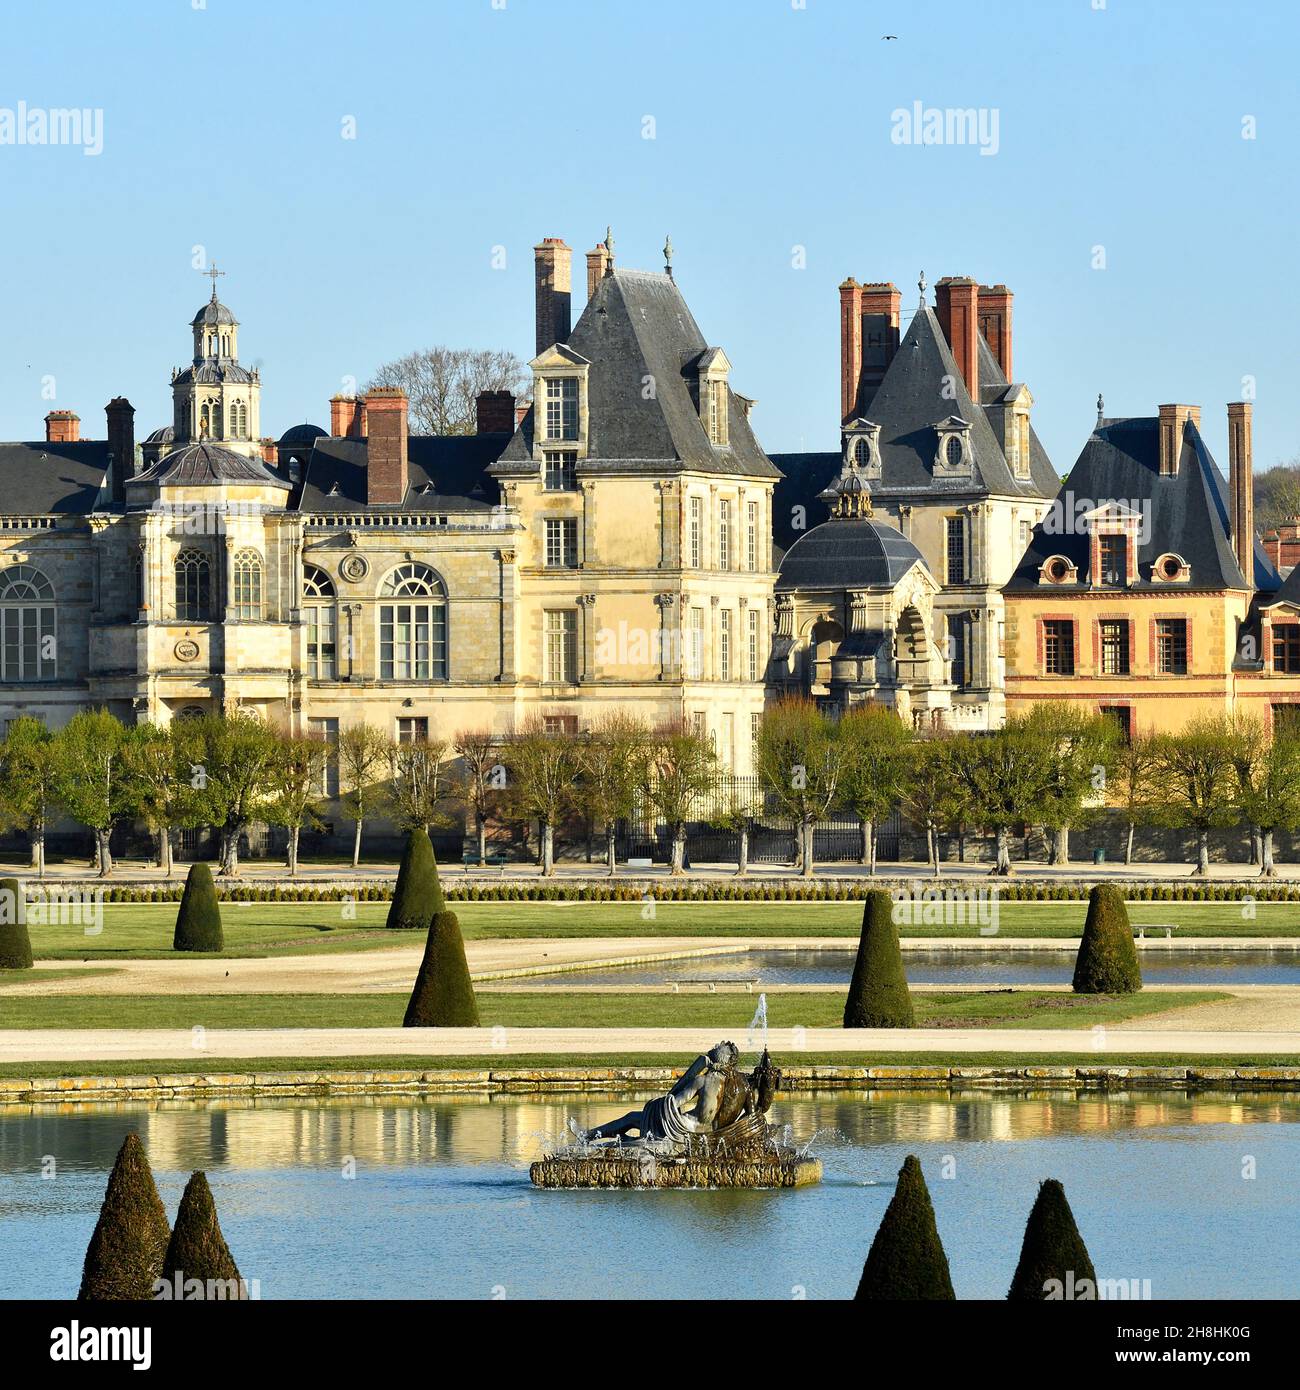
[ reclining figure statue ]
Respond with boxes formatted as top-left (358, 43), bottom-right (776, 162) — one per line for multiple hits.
top-left (586, 1042), bottom-right (779, 1148)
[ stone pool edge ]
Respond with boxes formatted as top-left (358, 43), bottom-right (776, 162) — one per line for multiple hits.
top-left (6, 1063), bottom-right (1300, 1104)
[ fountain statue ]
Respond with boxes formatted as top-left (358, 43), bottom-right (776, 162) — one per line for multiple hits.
top-left (529, 1041), bottom-right (822, 1189)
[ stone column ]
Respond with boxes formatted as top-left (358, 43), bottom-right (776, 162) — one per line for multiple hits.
top-left (578, 592), bottom-right (597, 682)
top-left (496, 549), bottom-right (517, 682)
top-left (655, 592), bottom-right (677, 682)
top-left (580, 481), bottom-right (597, 567)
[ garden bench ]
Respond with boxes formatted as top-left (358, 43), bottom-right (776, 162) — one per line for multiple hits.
top-left (1134, 924), bottom-right (1176, 940)
top-left (462, 852), bottom-right (508, 874)
top-left (672, 978), bottom-right (759, 993)
top-left (626, 857), bottom-right (654, 871)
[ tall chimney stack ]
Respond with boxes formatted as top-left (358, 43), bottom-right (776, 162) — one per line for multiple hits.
top-left (838, 278), bottom-right (863, 425)
top-left (104, 397), bottom-right (134, 509)
top-left (534, 238), bottom-right (572, 355)
top-left (1157, 404), bottom-right (1200, 477)
top-left (1228, 401), bottom-right (1254, 584)
top-left (934, 277), bottom-right (980, 399)
top-left (585, 241), bottom-right (611, 302)
top-left (977, 284), bottom-right (1013, 380)
top-left (45, 410), bottom-right (80, 443)
top-left (364, 387), bottom-right (409, 505)
top-left (476, 390), bottom-right (515, 435)
top-left (330, 393), bottom-right (366, 438)
top-left (858, 283), bottom-right (901, 413)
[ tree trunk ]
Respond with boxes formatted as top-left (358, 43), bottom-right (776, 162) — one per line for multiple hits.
top-left (1250, 826), bottom-right (1261, 866)
top-left (1194, 828), bottom-right (1210, 876)
top-left (670, 824), bottom-right (686, 876)
top-left (541, 820), bottom-right (555, 876)
top-left (161, 827), bottom-right (173, 877)
top-left (1125, 820), bottom-right (1135, 866)
top-left (34, 827), bottom-right (46, 880)
top-left (220, 827), bottom-right (240, 877)
top-left (29, 835), bottom-right (39, 871)
top-left (606, 823), bottom-right (617, 877)
top-left (859, 819), bottom-right (871, 866)
top-left (95, 827), bottom-right (113, 878)
top-left (992, 827), bottom-right (1012, 876)
top-left (477, 813), bottom-right (488, 867)
top-left (1051, 825), bottom-right (1071, 866)
top-left (736, 824), bottom-right (749, 877)
top-left (957, 827), bottom-right (967, 863)
top-left (288, 826), bottom-right (300, 878)
top-left (352, 816), bottom-right (364, 869)
top-left (929, 826), bottom-right (941, 879)
top-left (1260, 828), bottom-right (1277, 877)
top-left (801, 821), bottom-right (815, 879)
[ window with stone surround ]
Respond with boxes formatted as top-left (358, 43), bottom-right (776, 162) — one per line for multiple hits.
top-left (945, 516), bottom-right (967, 584)
top-left (396, 716), bottom-right (428, 744)
top-left (720, 609), bottom-right (732, 680)
top-left (544, 609), bottom-right (577, 683)
top-left (544, 377), bottom-right (578, 441)
top-left (1100, 619), bottom-right (1130, 675)
top-left (1273, 625), bottom-right (1300, 674)
top-left (688, 496), bottom-right (703, 568)
top-left (1156, 619), bottom-right (1188, 675)
top-left (748, 607), bottom-right (761, 681)
top-left (544, 517), bottom-right (578, 568)
top-left (308, 717), bottom-right (339, 797)
top-left (1043, 619), bottom-right (1075, 675)
top-left (303, 566), bottom-right (336, 679)
top-left (746, 500), bottom-right (758, 571)
top-left (231, 549), bottom-right (263, 620)
top-left (174, 548), bottom-right (211, 622)
top-left (719, 499), bottom-right (733, 570)
top-left (379, 563), bottom-right (447, 681)
top-left (0, 565), bottom-right (56, 682)
top-left (544, 452), bottom-right (576, 491)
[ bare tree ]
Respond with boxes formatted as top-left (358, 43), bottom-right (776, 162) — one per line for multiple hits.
top-left (572, 713), bottom-right (650, 876)
top-left (366, 347), bottom-right (529, 436)
top-left (503, 719), bottom-right (580, 875)
top-left (389, 735), bottom-right (454, 834)
top-left (453, 728), bottom-right (504, 866)
top-left (338, 723), bottom-right (391, 868)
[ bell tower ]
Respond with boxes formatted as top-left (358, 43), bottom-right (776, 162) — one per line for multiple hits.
top-left (171, 264), bottom-right (262, 458)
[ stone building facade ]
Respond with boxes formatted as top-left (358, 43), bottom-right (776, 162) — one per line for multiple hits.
top-left (0, 235), bottom-right (777, 792)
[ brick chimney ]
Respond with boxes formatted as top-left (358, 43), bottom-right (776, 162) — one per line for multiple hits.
top-left (476, 390), bottom-right (515, 434)
top-left (364, 387), bottom-right (408, 505)
top-left (858, 283), bottom-right (901, 414)
top-left (978, 284), bottom-right (1013, 380)
top-left (104, 397), bottom-right (134, 509)
top-left (586, 241), bottom-right (611, 302)
top-left (1228, 401), bottom-right (1254, 583)
top-left (838, 279), bottom-right (862, 425)
top-left (330, 393), bottom-right (367, 439)
top-left (1157, 404), bottom-right (1200, 477)
top-left (259, 438), bottom-right (278, 465)
top-left (534, 238), bottom-right (572, 355)
top-left (934, 277), bottom-right (980, 399)
top-left (44, 410), bottom-right (80, 443)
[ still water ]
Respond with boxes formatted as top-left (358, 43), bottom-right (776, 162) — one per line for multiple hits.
top-left (530, 947), bottom-right (1300, 988)
top-left (1, 1090), bottom-right (1296, 1299)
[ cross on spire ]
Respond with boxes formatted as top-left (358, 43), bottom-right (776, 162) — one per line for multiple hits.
top-left (202, 263), bottom-right (226, 300)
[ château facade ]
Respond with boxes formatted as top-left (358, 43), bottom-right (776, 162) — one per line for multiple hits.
top-left (0, 235), bottom-right (777, 778)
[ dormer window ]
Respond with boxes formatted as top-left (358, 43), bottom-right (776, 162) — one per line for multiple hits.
top-left (708, 379), bottom-right (729, 446)
top-left (853, 438), bottom-right (870, 466)
top-left (934, 416), bottom-right (973, 476)
top-left (1041, 555), bottom-right (1078, 585)
top-left (842, 419), bottom-right (882, 479)
top-left (1098, 534), bottom-right (1127, 586)
top-left (544, 377), bottom-right (579, 441)
top-left (693, 347), bottom-right (732, 447)
top-left (1083, 503), bottom-right (1142, 587)
top-left (1152, 552), bottom-right (1190, 583)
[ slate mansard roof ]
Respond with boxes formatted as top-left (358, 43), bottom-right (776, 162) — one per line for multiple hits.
top-left (1004, 415), bottom-right (1278, 593)
top-left (293, 434), bottom-right (508, 512)
top-left (133, 442), bottom-right (292, 490)
top-left (493, 266), bottom-right (781, 482)
top-left (769, 305), bottom-right (1059, 552)
top-left (0, 440), bottom-right (109, 514)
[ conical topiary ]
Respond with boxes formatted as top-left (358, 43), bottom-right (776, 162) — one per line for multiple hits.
top-left (173, 861), bottom-right (223, 952)
top-left (1072, 883), bottom-right (1142, 993)
top-left (161, 1171), bottom-right (247, 1299)
top-left (403, 909), bottom-right (480, 1026)
top-left (855, 1154), bottom-right (955, 1300)
top-left (1008, 1178), bottom-right (1098, 1300)
top-left (387, 828), bottom-right (443, 930)
top-left (844, 889), bottom-right (914, 1028)
top-left (77, 1133), bottom-right (171, 1300)
top-left (0, 877), bottom-right (32, 969)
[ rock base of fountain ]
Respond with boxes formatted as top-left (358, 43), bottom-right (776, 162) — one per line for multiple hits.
top-left (530, 1149), bottom-right (822, 1189)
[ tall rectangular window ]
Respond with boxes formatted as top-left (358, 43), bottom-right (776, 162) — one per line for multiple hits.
top-left (1274, 624), bottom-right (1300, 674)
top-left (380, 603), bottom-right (447, 680)
top-left (746, 500), bottom-right (758, 571)
top-left (544, 377), bottom-right (578, 440)
top-left (686, 606), bottom-right (705, 679)
top-left (1156, 619), bottom-right (1188, 675)
top-left (945, 515), bottom-right (966, 584)
top-left (306, 604), bottom-right (336, 679)
top-left (719, 712), bottom-right (735, 770)
top-left (1100, 706), bottom-right (1132, 742)
top-left (948, 613), bottom-right (972, 690)
top-left (1098, 534), bottom-right (1127, 586)
top-left (689, 496), bottom-right (702, 568)
top-left (719, 609), bottom-right (732, 680)
top-left (308, 717), bottom-right (339, 797)
top-left (1100, 619), bottom-right (1130, 675)
top-left (544, 517), bottom-right (579, 568)
top-left (1043, 620), bottom-right (1075, 675)
top-left (748, 607), bottom-right (761, 681)
top-left (545, 609), bottom-right (577, 683)
top-left (0, 605), bottom-right (56, 682)
top-left (544, 451), bottom-right (576, 491)
top-left (708, 381), bottom-right (728, 445)
top-left (718, 499), bottom-right (732, 570)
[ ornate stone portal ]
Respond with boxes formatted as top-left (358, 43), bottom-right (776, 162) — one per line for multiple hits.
top-left (529, 1042), bottom-right (822, 1189)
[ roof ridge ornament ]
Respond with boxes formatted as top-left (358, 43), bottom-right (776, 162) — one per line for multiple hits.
top-left (1096, 392), bottom-right (1105, 428)
top-left (664, 234), bottom-right (674, 279)
top-left (604, 226), bottom-right (615, 265)
top-left (819, 456), bottom-right (874, 520)
top-left (202, 263), bottom-right (226, 302)
top-left (918, 270), bottom-right (927, 308)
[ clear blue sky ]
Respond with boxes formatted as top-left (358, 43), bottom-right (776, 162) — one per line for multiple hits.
top-left (1, 0), bottom-right (1296, 477)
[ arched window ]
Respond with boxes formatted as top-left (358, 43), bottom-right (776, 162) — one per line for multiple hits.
top-left (379, 562), bottom-right (447, 680)
top-left (231, 549), bottom-right (263, 620)
top-left (0, 565), bottom-right (56, 682)
top-left (174, 549), bottom-right (211, 622)
top-left (133, 551), bottom-right (144, 612)
top-left (853, 438), bottom-right (870, 466)
top-left (945, 435), bottom-right (964, 467)
top-left (302, 565), bottom-right (336, 679)
top-left (238, 401), bottom-right (248, 438)
top-left (229, 402), bottom-right (239, 438)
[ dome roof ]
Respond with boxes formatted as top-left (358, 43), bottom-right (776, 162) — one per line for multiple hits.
top-left (279, 422), bottom-right (326, 446)
top-left (131, 441), bottom-right (291, 490)
top-left (174, 362), bottom-right (256, 385)
top-left (191, 297), bottom-right (237, 327)
top-left (144, 425), bottom-right (175, 445)
top-left (777, 516), bottom-right (925, 592)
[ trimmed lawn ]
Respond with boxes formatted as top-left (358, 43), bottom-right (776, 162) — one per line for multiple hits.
top-left (0, 988), bottom-right (1226, 1031)
top-left (23, 898), bottom-right (1300, 960)
top-left (1, 1049), bottom-right (1297, 1082)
